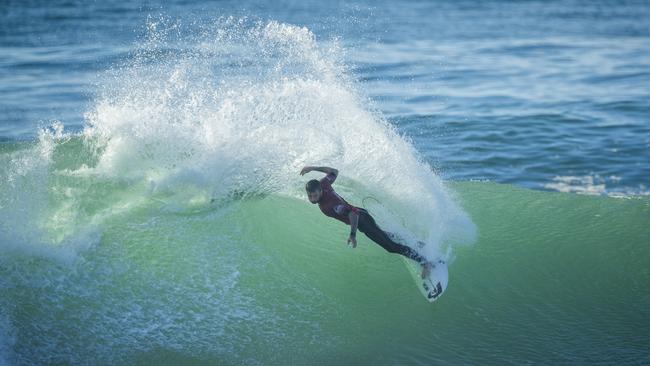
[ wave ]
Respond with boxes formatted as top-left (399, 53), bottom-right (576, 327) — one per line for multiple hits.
top-left (3, 17), bottom-right (648, 365)
top-left (0, 19), bottom-right (476, 364)
top-left (0, 179), bottom-right (648, 365)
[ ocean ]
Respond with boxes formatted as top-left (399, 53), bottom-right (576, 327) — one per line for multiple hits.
top-left (1, 1), bottom-right (649, 365)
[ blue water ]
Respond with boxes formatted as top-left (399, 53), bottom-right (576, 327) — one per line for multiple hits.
top-left (2, 0), bottom-right (649, 195)
top-left (1, 1), bottom-right (650, 365)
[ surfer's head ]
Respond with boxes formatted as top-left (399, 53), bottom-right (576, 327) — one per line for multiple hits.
top-left (305, 179), bottom-right (322, 203)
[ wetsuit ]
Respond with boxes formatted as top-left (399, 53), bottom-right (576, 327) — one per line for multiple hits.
top-left (317, 173), bottom-right (427, 264)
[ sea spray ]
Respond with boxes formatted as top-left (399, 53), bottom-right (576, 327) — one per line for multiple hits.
top-left (0, 18), bottom-right (476, 365)
top-left (82, 17), bottom-right (476, 257)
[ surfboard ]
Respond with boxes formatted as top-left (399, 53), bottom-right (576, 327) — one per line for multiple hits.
top-left (384, 232), bottom-right (449, 302)
top-left (402, 257), bottom-right (449, 303)
top-left (359, 195), bottom-right (450, 302)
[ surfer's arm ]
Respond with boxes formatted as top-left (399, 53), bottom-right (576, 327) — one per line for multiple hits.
top-left (300, 166), bottom-right (338, 178)
top-left (347, 209), bottom-right (359, 248)
top-left (349, 210), bottom-right (359, 236)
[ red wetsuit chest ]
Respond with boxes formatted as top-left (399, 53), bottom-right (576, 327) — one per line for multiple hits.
top-left (318, 176), bottom-right (355, 225)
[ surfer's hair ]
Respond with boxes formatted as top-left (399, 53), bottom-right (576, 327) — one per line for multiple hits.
top-left (305, 179), bottom-right (321, 193)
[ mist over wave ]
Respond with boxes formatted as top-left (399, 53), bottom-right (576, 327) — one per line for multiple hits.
top-left (0, 20), bottom-right (478, 364)
top-left (1, 18), bottom-right (475, 261)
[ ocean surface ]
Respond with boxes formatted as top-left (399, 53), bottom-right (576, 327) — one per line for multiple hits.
top-left (1, 1), bottom-right (649, 365)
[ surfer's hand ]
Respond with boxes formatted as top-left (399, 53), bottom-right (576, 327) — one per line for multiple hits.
top-left (300, 166), bottom-right (312, 176)
top-left (347, 235), bottom-right (357, 248)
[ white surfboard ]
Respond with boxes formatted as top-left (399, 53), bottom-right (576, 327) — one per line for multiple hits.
top-left (402, 257), bottom-right (449, 303)
top-left (384, 232), bottom-right (449, 302)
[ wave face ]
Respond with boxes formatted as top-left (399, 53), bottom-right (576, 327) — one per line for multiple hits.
top-left (1, 173), bottom-right (648, 364)
top-left (0, 20), bottom-right (477, 365)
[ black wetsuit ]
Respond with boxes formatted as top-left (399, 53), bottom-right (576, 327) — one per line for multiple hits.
top-left (316, 172), bottom-right (427, 264)
top-left (356, 208), bottom-right (427, 264)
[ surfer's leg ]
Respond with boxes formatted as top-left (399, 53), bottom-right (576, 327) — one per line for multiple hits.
top-left (357, 212), bottom-right (427, 264)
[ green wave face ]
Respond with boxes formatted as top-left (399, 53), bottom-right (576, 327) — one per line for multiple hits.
top-left (447, 182), bottom-right (650, 365)
top-left (1, 148), bottom-right (648, 365)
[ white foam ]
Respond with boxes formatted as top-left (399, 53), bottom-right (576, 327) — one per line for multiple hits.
top-left (543, 175), bottom-right (650, 198)
top-left (82, 19), bottom-right (475, 258)
top-left (1, 18), bottom-right (476, 262)
top-left (0, 122), bottom-right (102, 262)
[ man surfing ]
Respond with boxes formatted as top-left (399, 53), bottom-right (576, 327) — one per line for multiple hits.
top-left (300, 165), bottom-right (433, 278)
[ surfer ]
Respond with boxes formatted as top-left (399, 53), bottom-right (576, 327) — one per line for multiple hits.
top-left (300, 166), bottom-right (433, 278)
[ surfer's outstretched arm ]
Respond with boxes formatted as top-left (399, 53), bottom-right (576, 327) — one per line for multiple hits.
top-left (300, 166), bottom-right (338, 178)
top-left (347, 210), bottom-right (359, 248)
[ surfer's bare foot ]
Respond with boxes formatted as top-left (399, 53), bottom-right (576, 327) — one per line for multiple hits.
top-left (421, 261), bottom-right (433, 279)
